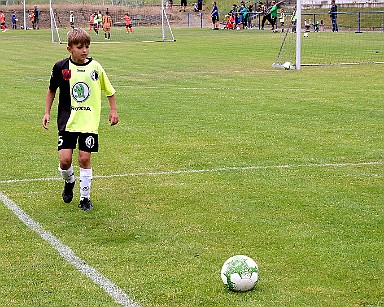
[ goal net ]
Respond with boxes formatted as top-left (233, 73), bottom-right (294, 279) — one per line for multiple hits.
top-left (273, 6), bottom-right (384, 69)
top-left (49, 0), bottom-right (175, 43)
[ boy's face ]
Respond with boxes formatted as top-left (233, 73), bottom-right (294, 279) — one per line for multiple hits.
top-left (67, 43), bottom-right (90, 64)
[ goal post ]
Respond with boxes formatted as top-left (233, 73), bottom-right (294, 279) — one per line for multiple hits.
top-left (273, 0), bottom-right (384, 69)
top-left (49, 0), bottom-right (175, 44)
top-left (50, 0), bottom-right (62, 44)
top-left (295, 0), bottom-right (302, 70)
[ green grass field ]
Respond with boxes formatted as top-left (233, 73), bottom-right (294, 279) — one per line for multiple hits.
top-left (0, 28), bottom-right (383, 306)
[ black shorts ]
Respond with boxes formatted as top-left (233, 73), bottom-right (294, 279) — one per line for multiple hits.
top-left (58, 131), bottom-right (99, 152)
top-left (181, 0), bottom-right (187, 6)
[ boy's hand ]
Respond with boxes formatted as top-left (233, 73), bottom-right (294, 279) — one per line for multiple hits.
top-left (109, 110), bottom-right (119, 126)
top-left (42, 114), bottom-right (50, 129)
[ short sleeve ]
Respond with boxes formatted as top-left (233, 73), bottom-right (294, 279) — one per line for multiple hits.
top-left (48, 63), bottom-right (62, 92)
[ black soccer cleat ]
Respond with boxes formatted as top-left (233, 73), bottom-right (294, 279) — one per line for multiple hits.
top-left (62, 181), bottom-right (75, 203)
top-left (78, 198), bottom-right (93, 211)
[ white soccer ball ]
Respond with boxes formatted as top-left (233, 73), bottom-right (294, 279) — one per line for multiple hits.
top-left (304, 32), bottom-right (308, 37)
top-left (221, 255), bottom-right (259, 292)
top-left (283, 61), bottom-right (291, 70)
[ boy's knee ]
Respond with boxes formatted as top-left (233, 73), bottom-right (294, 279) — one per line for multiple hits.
top-left (59, 158), bottom-right (72, 170)
top-left (59, 149), bottom-right (73, 169)
top-left (78, 152), bottom-right (91, 168)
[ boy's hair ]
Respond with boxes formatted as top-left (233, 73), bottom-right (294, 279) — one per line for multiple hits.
top-left (67, 28), bottom-right (91, 46)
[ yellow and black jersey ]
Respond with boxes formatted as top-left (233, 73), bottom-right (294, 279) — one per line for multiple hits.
top-left (49, 57), bottom-right (115, 134)
top-left (102, 15), bottom-right (112, 27)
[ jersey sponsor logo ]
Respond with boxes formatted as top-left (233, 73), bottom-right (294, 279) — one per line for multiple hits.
top-left (62, 69), bottom-right (71, 81)
top-left (85, 136), bottom-right (95, 149)
top-left (71, 106), bottom-right (91, 111)
top-left (72, 82), bottom-right (90, 103)
top-left (90, 70), bottom-right (99, 81)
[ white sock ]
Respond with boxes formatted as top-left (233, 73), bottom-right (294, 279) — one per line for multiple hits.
top-left (58, 165), bottom-right (75, 183)
top-left (80, 168), bottom-right (92, 200)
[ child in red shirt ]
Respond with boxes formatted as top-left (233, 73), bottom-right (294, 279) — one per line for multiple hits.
top-left (123, 13), bottom-right (132, 33)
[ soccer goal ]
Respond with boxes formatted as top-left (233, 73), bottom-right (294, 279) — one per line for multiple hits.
top-left (273, 0), bottom-right (384, 69)
top-left (49, 0), bottom-right (175, 43)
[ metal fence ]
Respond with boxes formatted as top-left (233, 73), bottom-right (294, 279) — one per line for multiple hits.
top-left (181, 10), bottom-right (384, 32)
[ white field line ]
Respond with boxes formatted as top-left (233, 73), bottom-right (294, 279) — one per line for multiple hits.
top-left (114, 84), bottom-right (384, 93)
top-left (0, 193), bottom-right (140, 307)
top-left (0, 161), bottom-right (382, 184)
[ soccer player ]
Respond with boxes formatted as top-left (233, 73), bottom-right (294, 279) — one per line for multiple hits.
top-left (90, 12), bottom-right (99, 34)
top-left (123, 13), bottom-right (132, 33)
top-left (96, 10), bottom-right (103, 29)
top-left (69, 11), bottom-right (75, 28)
top-left (102, 11), bottom-right (112, 40)
top-left (12, 11), bottom-right (17, 30)
top-left (0, 10), bottom-right (7, 32)
top-left (42, 28), bottom-right (119, 211)
top-left (33, 5), bottom-right (40, 29)
top-left (89, 12), bottom-right (95, 32)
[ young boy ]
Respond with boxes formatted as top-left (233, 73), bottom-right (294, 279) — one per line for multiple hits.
top-left (42, 28), bottom-right (119, 211)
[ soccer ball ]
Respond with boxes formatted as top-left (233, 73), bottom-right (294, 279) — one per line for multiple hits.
top-left (304, 32), bottom-right (309, 37)
top-left (221, 255), bottom-right (259, 292)
top-left (283, 61), bottom-right (291, 70)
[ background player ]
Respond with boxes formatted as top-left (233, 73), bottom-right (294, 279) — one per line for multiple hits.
top-left (102, 11), bottom-right (112, 40)
top-left (69, 11), bottom-right (75, 28)
top-left (123, 13), bottom-right (132, 33)
top-left (0, 10), bottom-right (7, 32)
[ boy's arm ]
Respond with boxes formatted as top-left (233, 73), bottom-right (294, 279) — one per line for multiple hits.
top-left (108, 94), bottom-right (119, 126)
top-left (42, 88), bottom-right (56, 129)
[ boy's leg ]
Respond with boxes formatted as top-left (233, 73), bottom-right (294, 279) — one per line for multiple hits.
top-left (78, 151), bottom-right (93, 211)
top-left (59, 148), bottom-right (75, 203)
top-left (77, 133), bottom-right (98, 211)
top-left (78, 150), bottom-right (92, 197)
top-left (79, 167), bottom-right (92, 200)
